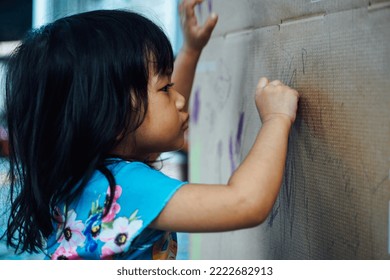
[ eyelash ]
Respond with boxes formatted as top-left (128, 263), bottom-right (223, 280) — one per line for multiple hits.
top-left (160, 83), bottom-right (174, 93)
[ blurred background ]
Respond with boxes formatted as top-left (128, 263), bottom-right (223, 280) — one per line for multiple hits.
top-left (0, 0), bottom-right (189, 260)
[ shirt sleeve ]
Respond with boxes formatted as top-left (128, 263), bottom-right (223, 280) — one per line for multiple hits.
top-left (110, 161), bottom-right (186, 238)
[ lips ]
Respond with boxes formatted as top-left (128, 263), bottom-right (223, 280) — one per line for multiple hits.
top-left (182, 115), bottom-right (189, 130)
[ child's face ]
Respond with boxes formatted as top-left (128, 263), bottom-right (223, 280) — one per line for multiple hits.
top-left (131, 72), bottom-right (189, 158)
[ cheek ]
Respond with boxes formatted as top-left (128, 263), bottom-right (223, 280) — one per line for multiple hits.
top-left (142, 122), bottom-right (184, 150)
top-left (132, 106), bottom-right (184, 151)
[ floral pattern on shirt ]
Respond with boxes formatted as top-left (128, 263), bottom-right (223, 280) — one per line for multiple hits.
top-left (100, 216), bottom-right (143, 259)
top-left (50, 185), bottom-right (143, 260)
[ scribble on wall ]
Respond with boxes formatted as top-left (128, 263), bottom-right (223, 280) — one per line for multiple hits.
top-left (191, 87), bottom-right (201, 125)
top-left (190, 3), bottom-right (390, 260)
top-left (212, 59), bottom-right (232, 110)
top-left (229, 111), bottom-right (245, 175)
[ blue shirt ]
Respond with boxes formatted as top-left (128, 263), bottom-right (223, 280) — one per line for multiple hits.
top-left (45, 160), bottom-right (186, 260)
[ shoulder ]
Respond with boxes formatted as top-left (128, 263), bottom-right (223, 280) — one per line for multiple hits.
top-left (109, 160), bottom-right (184, 187)
top-left (108, 160), bottom-right (157, 175)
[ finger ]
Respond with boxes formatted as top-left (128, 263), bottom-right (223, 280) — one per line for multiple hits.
top-left (185, 0), bottom-right (203, 18)
top-left (179, 2), bottom-right (184, 16)
top-left (189, 0), bottom-right (204, 9)
top-left (269, 80), bottom-right (283, 86)
top-left (257, 77), bottom-right (269, 89)
top-left (293, 89), bottom-right (301, 98)
top-left (200, 12), bottom-right (218, 35)
top-left (181, 0), bottom-right (202, 27)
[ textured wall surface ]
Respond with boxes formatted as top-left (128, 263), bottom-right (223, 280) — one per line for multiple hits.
top-left (189, 0), bottom-right (390, 259)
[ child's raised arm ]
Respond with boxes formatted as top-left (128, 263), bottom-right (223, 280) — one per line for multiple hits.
top-left (172, 0), bottom-right (218, 112)
top-left (150, 77), bottom-right (300, 232)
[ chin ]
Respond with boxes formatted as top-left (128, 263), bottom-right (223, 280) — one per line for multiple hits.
top-left (172, 139), bottom-right (185, 152)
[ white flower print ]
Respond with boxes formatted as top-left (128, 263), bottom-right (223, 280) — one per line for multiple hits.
top-left (100, 217), bottom-right (143, 257)
top-left (56, 209), bottom-right (86, 251)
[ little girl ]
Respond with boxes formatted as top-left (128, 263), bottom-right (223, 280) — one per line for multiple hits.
top-left (3, 1), bottom-right (299, 260)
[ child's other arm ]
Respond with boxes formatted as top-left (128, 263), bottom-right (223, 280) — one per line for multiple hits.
top-left (150, 78), bottom-right (300, 232)
top-left (172, 0), bottom-right (218, 112)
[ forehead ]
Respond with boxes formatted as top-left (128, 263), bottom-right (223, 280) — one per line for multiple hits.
top-left (146, 49), bottom-right (173, 75)
top-left (148, 60), bottom-right (172, 83)
top-left (148, 60), bottom-right (173, 76)
top-left (149, 72), bottom-right (170, 87)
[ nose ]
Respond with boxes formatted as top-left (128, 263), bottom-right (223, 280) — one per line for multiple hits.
top-left (174, 90), bottom-right (186, 111)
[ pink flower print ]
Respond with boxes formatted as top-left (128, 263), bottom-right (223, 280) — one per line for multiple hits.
top-left (56, 209), bottom-right (86, 251)
top-left (102, 185), bottom-right (122, 222)
top-left (51, 246), bottom-right (81, 260)
top-left (100, 217), bottom-right (143, 258)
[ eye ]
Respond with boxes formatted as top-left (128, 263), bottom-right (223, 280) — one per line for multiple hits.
top-left (159, 83), bottom-right (175, 93)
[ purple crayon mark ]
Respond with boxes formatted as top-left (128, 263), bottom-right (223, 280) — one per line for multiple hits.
top-left (229, 112), bottom-right (246, 174)
top-left (191, 87), bottom-right (200, 125)
top-left (207, 0), bottom-right (213, 13)
top-left (235, 112), bottom-right (244, 154)
top-left (229, 135), bottom-right (236, 174)
top-left (197, 3), bottom-right (202, 17)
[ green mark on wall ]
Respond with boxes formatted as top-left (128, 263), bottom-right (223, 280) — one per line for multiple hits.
top-left (190, 234), bottom-right (202, 260)
top-left (190, 142), bottom-right (202, 183)
top-left (189, 141), bottom-right (202, 259)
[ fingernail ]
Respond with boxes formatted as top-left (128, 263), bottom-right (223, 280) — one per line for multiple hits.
top-left (210, 12), bottom-right (217, 19)
top-left (259, 77), bottom-right (268, 88)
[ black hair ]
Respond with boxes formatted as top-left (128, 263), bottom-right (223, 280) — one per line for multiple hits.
top-left (3, 9), bottom-right (174, 254)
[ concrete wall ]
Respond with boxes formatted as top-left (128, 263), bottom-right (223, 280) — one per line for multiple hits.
top-left (189, 0), bottom-right (390, 259)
